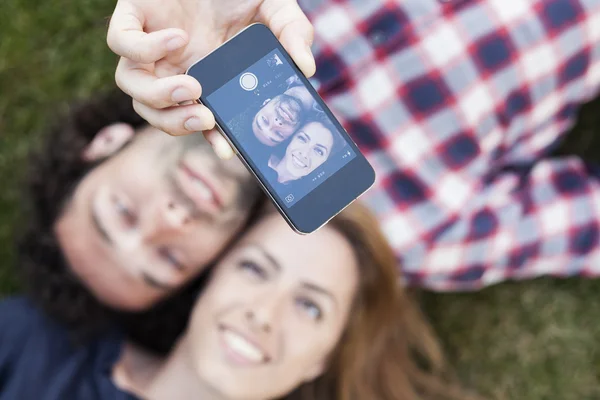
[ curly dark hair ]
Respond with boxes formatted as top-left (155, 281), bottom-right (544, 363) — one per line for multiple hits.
top-left (16, 89), bottom-right (263, 354)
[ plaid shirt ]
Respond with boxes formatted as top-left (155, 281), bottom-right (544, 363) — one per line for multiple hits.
top-left (300, 0), bottom-right (600, 290)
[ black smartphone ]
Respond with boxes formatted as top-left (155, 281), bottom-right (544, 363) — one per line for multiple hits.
top-left (186, 23), bottom-right (375, 234)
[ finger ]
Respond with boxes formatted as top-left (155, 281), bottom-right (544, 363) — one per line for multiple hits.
top-left (115, 58), bottom-right (202, 109)
top-left (107, 2), bottom-right (188, 63)
top-left (132, 101), bottom-right (216, 136)
top-left (202, 129), bottom-right (236, 160)
top-left (258, 0), bottom-right (316, 78)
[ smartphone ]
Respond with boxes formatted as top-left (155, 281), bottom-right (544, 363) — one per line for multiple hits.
top-left (186, 23), bottom-right (375, 234)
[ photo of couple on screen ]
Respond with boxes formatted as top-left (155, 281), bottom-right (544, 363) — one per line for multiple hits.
top-left (218, 51), bottom-right (352, 207)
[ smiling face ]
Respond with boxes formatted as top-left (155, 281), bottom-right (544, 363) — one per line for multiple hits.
top-left (280, 121), bottom-right (334, 182)
top-left (185, 213), bottom-right (358, 400)
top-left (54, 126), bottom-right (261, 311)
top-left (252, 93), bottom-right (303, 146)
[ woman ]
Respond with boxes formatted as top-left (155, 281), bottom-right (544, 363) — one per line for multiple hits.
top-left (0, 203), bottom-right (468, 400)
top-left (267, 116), bottom-right (343, 185)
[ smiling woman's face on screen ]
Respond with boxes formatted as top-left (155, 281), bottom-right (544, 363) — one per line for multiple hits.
top-left (274, 121), bottom-right (334, 183)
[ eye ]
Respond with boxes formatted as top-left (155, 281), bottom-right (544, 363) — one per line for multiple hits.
top-left (237, 260), bottom-right (268, 280)
top-left (158, 247), bottom-right (184, 271)
top-left (297, 134), bottom-right (308, 143)
top-left (296, 297), bottom-right (322, 321)
top-left (114, 197), bottom-right (137, 227)
top-left (314, 147), bottom-right (324, 157)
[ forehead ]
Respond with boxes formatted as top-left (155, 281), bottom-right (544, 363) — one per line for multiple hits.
top-left (240, 215), bottom-right (357, 288)
top-left (126, 127), bottom-right (246, 172)
top-left (301, 123), bottom-right (332, 142)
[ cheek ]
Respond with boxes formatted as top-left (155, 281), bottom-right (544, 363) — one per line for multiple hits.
top-left (119, 164), bottom-right (165, 198)
top-left (264, 106), bottom-right (276, 121)
top-left (191, 272), bottom-right (248, 320)
top-left (282, 125), bottom-right (296, 136)
top-left (180, 227), bottom-right (232, 266)
top-left (288, 140), bottom-right (303, 154)
top-left (311, 154), bottom-right (324, 168)
top-left (284, 322), bottom-right (337, 358)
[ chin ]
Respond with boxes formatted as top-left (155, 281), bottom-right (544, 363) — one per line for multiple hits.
top-left (88, 284), bottom-right (153, 312)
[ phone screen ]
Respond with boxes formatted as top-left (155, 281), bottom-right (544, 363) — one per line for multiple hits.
top-left (206, 49), bottom-right (356, 208)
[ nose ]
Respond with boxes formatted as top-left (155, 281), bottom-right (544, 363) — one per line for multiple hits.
top-left (297, 147), bottom-right (308, 160)
top-left (244, 294), bottom-right (283, 334)
top-left (142, 196), bottom-right (192, 241)
top-left (164, 199), bottom-right (191, 227)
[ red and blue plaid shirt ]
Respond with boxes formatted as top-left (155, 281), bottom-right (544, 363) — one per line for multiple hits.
top-left (300, 0), bottom-right (600, 290)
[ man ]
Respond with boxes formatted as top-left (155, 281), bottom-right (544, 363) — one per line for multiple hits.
top-left (249, 87), bottom-right (305, 146)
top-left (228, 79), bottom-right (315, 148)
top-left (18, 90), bottom-right (263, 351)
top-left (108, 0), bottom-right (600, 290)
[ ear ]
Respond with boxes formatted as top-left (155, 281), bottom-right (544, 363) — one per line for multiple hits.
top-left (302, 359), bottom-right (327, 383)
top-left (82, 123), bottom-right (135, 162)
top-left (262, 98), bottom-right (272, 107)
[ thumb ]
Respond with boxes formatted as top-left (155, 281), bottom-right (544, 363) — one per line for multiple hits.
top-left (258, 0), bottom-right (316, 78)
top-left (203, 129), bottom-right (236, 160)
top-left (107, 1), bottom-right (188, 63)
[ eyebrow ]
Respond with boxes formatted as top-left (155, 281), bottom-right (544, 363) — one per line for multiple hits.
top-left (245, 244), bottom-right (338, 308)
top-left (142, 272), bottom-right (174, 291)
top-left (91, 206), bottom-right (114, 246)
top-left (248, 244), bottom-right (281, 272)
top-left (301, 282), bottom-right (337, 309)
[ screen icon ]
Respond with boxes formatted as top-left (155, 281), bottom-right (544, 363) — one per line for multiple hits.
top-left (285, 194), bottom-right (295, 203)
top-left (239, 72), bottom-right (258, 91)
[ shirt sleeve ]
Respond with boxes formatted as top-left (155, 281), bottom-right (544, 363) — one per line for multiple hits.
top-left (391, 157), bottom-right (600, 291)
top-left (305, 0), bottom-right (600, 291)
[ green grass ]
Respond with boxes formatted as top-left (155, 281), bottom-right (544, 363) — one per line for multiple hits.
top-left (1, 1), bottom-right (600, 398)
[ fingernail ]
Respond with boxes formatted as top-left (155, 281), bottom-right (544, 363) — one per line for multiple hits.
top-left (306, 43), bottom-right (313, 57)
top-left (166, 36), bottom-right (186, 51)
top-left (184, 117), bottom-right (205, 132)
top-left (172, 87), bottom-right (193, 103)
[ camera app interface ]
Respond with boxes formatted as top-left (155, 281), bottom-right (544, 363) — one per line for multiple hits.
top-left (206, 49), bottom-right (356, 208)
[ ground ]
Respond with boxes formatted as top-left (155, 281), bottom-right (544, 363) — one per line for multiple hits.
top-left (1, 1), bottom-right (599, 398)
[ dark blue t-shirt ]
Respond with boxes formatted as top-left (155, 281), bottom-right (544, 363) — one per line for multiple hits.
top-left (0, 297), bottom-right (138, 400)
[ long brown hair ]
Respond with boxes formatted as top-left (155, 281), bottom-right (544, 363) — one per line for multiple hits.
top-left (284, 202), bottom-right (473, 400)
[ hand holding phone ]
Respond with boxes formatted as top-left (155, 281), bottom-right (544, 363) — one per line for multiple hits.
top-left (187, 24), bottom-right (375, 234)
top-left (108, 0), bottom-right (315, 137)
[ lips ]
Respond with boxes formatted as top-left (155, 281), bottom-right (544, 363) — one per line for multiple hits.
top-left (191, 175), bottom-right (214, 202)
top-left (219, 325), bottom-right (270, 365)
top-left (278, 103), bottom-right (296, 125)
top-left (178, 161), bottom-right (223, 210)
top-left (157, 246), bottom-right (185, 271)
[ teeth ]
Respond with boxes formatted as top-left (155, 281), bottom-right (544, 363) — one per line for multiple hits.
top-left (192, 177), bottom-right (214, 201)
top-left (292, 155), bottom-right (307, 168)
top-left (223, 329), bottom-right (264, 363)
